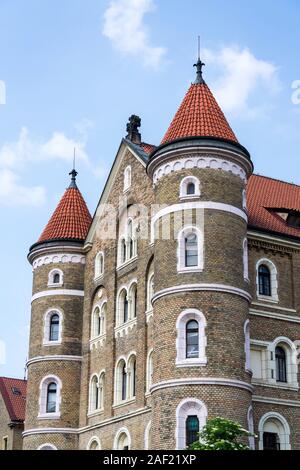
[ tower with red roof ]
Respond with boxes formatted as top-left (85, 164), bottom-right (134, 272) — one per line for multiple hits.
top-left (24, 169), bottom-right (92, 450)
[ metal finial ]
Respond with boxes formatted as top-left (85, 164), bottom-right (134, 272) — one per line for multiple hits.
top-left (69, 148), bottom-right (78, 188)
top-left (193, 36), bottom-right (205, 84)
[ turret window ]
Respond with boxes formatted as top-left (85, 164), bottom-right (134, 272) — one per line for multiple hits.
top-left (39, 375), bottom-right (61, 419)
top-left (180, 176), bottom-right (200, 199)
top-left (186, 320), bottom-right (199, 359)
top-left (43, 309), bottom-right (62, 345)
top-left (176, 309), bottom-right (207, 367)
top-left (48, 269), bottom-right (63, 287)
top-left (49, 314), bottom-right (59, 342)
top-left (186, 415), bottom-right (199, 447)
top-left (176, 398), bottom-right (207, 450)
top-left (275, 346), bottom-right (287, 383)
top-left (178, 226), bottom-right (203, 273)
top-left (46, 383), bottom-right (57, 413)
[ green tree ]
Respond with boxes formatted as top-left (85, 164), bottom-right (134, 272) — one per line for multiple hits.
top-left (189, 417), bottom-right (255, 450)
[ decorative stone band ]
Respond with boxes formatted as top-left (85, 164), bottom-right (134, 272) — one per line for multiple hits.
top-left (152, 283), bottom-right (252, 304)
top-left (26, 355), bottom-right (83, 367)
top-left (78, 407), bottom-right (151, 434)
top-left (23, 428), bottom-right (78, 437)
top-left (31, 289), bottom-right (85, 302)
top-left (253, 395), bottom-right (300, 407)
top-left (150, 377), bottom-right (254, 394)
top-left (32, 253), bottom-right (86, 270)
top-left (153, 155), bottom-right (247, 185)
top-left (151, 201), bottom-right (247, 244)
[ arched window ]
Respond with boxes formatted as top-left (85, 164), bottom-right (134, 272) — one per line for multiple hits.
top-left (37, 444), bottom-right (57, 450)
top-left (49, 314), bottom-right (59, 342)
top-left (259, 413), bottom-right (291, 450)
top-left (117, 288), bottom-right (129, 325)
top-left (129, 282), bottom-right (137, 319)
top-left (43, 309), bottom-right (62, 345)
top-left (39, 376), bottom-right (61, 418)
top-left (46, 383), bottom-right (57, 413)
top-left (176, 310), bottom-right (207, 367)
top-left (87, 437), bottom-right (101, 450)
top-left (176, 398), bottom-right (207, 449)
top-left (144, 421), bottom-right (151, 450)
top-left (275, 346), bottom-right (287, 383)
top-left (256, 258), bottom-right (279, 302)
top-left (244, 320), bottom-right (251, 372)
top-left (48, 269), bottom-right (63, 287)
top-left (89, 375), bottom-right (99, 412)
top-left (98, 372), bottom-right (105, 410)
top-left (127, 220), bottom-right (134, 259)
top-left (243, 238), bottom-right (249, 280)
top-left (186, 415), bottom-right (199, 447)
top-left (178, 226), bottom-right (203, 272)
top-left (121, 363), bottom-right (127, 401)
top-left (124, 166), bottom-right (131, 192)
top-left (186, 320), bottom-right (199, 359)
top-left (258, 265), bottom-right (271, 296)
top-left (128, 355), bottom-right (136, 398)
top-left (95, 252), bottom-right (104, 279)
top-left (147, 272), bottom-right (154, 312)
top-left (114, 428), bottom-right (131, 450)
top-left (121, 238), bottom-right (127, 264)
top-left (146, 349), bottom-right (153, 393)
top-left (247, 406), bottom-right (255, 450)
top-left (179, 176), bottom-right (200, 199)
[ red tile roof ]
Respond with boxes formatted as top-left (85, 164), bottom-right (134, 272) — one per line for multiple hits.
top-left (161, 83), bottom-right (238, 145)
top-left (141, 142), bottom-right (156, 154)
top-left (38, 187), bottom-right (92, 243)
top-left (248, 174), bottom-right (300, 239)
top-left (0, 377), bottom-right (27, 422)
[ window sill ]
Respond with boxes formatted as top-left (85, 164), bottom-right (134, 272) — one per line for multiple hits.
top-left (94, 274), bottom-right (104, 283)
top-left (257, 295), bottom-right (279, 304)
top-left (90, 333), bottom-right (106, 350)
top-left (38, 413), bottom-right (61, 420)
top-left (43, 341), bottom-right (62, 347)
top-left (176, 358), bottom-right (207, 367)
top-left (47, 283), bottom-right (64, 288)
top-left (87, 409), bottom-right (104, 418)
top-left (177, 267), bottom-right (203, 274)
top-left (116, 256), bottom-right (138, 271)
top-left (112, 397), bottom-right (136, 409)
top-left (252, 380), bottom-right (299, 391)
top-left (179, 195), bottom-right (200, 201)
top-left (114, 318), bottom-right (137, 338)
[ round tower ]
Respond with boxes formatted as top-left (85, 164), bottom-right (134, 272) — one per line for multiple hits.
top-left (147, 60), bottom-right (254, 449)
top-left (23, 169), bottom-right (92, 450)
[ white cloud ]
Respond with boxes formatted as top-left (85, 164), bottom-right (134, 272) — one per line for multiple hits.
top-left (0, 122), bottom-right (90, 207)
top-left (0, 169), bottom-right (45, 207)
top-left (203, 46), bottom-right (281, 117)
top-left (103, 0), bottom-right (166, 68)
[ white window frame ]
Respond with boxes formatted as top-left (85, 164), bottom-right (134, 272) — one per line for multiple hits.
top-left (38, 375), bottom-right (62, 419)
top-left (177, 226), bottom-right (204, 273)
top-left (43, 309), bottom-right (63, 346)
top-left (243, 238), bottom-right (249, 281)
top-left (258, 412), bottom-right (291, 450)
top-left (114, 353), bottom-right (136, 406)
top-left (247, 406), bottom-right (255, 450)
top-left (114, 427), bottom-right (131, 450)
top-left (176, 398), bottom-right (207, 450)
top-left (37, 443), bottom-right (57, 450)
top-left (146, 349), bottom-right (153, 394)
top-left (256, 258), bottom-right (279, 303)
top-left (47, 268), bottom-right (63, 288)
top-left (179, 176), bottom-right (201, 200)
top-left (91, 301), bottom-right (107, 340)
top-left (244, 319), bottom-right (251, 372)
top-left (88, 370), bottom-right (105, 414)
top-left (123, 166), bottom-right (131, 192)
top-left (144, 421), bottom-right (151, 450)
top-left (94, 252), bottom-right (104, 279)
top-left (87, 436), bottom-right (101, 450)
top-left (242, 189), bottom-right (247, 210)
top-left (176, 309), bottom-right (207, 367)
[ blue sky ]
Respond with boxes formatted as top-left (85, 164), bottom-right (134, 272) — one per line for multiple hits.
top-left (1, 0), bottom-right (300, 378)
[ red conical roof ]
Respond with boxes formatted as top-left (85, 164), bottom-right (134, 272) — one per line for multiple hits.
top-left (38, 185), bottom-right (92, 243)
top-left (161, 82), bottom-right (238, 145)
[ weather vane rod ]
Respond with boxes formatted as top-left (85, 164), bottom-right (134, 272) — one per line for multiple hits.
top-left (194, 35), bottom-right (205, 84)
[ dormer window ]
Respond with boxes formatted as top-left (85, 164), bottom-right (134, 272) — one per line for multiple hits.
top-left (287, 211), bottom-right (300, 229)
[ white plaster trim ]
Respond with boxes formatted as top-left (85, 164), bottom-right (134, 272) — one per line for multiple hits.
top-left (253, 395), bottom-right (300, 407)
top-left (144, 421), bottom-right (151, 450)
top-left (258, 412), bottom-right (291, 450)
top-left (252, 381), bottom-right (299, 391)
top-left (89, 333), bottom-right (106, 350)
top-left (112, 397), bottom-right (136, 410)
top-left (152, 283), bottom-right (252, 304)
top-left (114, 318), bottom-right (137, 338)
top-left (248, 230), bottom-right (300, 250)
top-left (113, 426), bottom-right (131, 450)
top-left (250, 308), bottom-right (300, 324)
top-left (78, 407), bottom-right (151, 434)
top-left (151, 202), bottom-right (247, 243)
top-left (251, 302), bottom-right (296, 313)
top-left (33, 253), bottom-right (86, 270)
top-left (23, 428), bottom-right (78, 437)
top-left (153, 155), bottom-right (247, 185)
top-left (176, 398), bottom-right (207, 450)
top-left (32, 289), bottom-right (84, 302)
top-left (150, 377), bottom-right (254, 393)
top-left (37, 443), bottom-right (57, 450)
top-left (116, 254), bottom-right (138, 271)
top-left (87, 436), bottom-right (101, 450)
top-left (27, 355), bottom-right (83, 367)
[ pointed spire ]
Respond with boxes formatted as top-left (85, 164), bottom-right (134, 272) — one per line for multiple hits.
top-left (69, 148), bottom-right (78, 188)
top-left (193, 36), bottom-right (205, 84)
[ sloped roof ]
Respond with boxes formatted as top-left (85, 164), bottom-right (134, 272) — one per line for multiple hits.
top-left (161, 82), bottom-right (238, 145)
top-left (0, 377), bottom-right (27, 422)
top-left (38, 186), bottom-right (92, 243)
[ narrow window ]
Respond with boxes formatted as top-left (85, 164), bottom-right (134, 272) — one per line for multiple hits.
top-left (186, 320), bottom-right (199, 358)
top-left (124, 295), bottom-right (129, 323)
top-left (258, 265), bottom-right (271, 296)
top-left (275, 346), bottom-right (287, 383)
top-left (132, 359), bottom-right (136, 397)
top-left (49, 314), bottom-right (59, 342)
top-left (128, 220), bottom-right (133, 259)
top-left (53, 273), bottom-right (60, 284)
top-left (46, 382), bottom-right (57, 413)
top-left (263, 432), bottom-right (280, 450)
top-left (122, 364), bottom-right (127, 401)
top-left (187, 182), bottom-right (195, 195)
top-left (185, 233), bottom-right (198, 267)
top-left (186, 415), bottom-right (199, 447)
top-left (121, 239), bottom-right (126, 263)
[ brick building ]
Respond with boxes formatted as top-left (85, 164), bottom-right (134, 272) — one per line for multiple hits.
top-left (23, 60), bottom-right (300, 450)
top-left (0, 377), bottom-right (26, 450)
